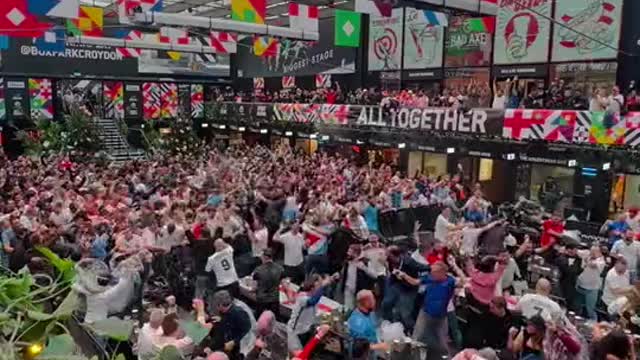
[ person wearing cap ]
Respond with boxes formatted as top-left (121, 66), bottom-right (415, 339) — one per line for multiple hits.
top-left (611, 229), bottom-right (640, 283)
top-left (252, 248), bottom-right (283, 318)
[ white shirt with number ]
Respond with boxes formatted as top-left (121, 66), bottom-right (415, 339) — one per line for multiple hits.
top-left (205, 246), bottom-right (238, 287)
top-left (517, 293), bottom-right (562, 321)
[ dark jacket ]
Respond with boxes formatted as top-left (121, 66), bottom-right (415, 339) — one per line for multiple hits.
top-left (253, 261), bottom-right (284, 303)
top-left (219, 305), bottom-right (252, 345)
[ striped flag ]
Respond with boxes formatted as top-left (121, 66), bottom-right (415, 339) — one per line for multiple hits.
top-left (253, 36), bottom-right (278, 57)
top-left (282, 76), bottom-right (295, 89)
top-left (159, 27), bottom-right (189, 61)
top-left (254, 77), bottom-right (265, 90)
top-left (193, 36), bottom-right (217, 62)
top-left (289, 2), bottom-right (319, 33)
top-left (315, 74), bottom-right (331, 89)
top-left (210, 31), bottom-right (237, 54)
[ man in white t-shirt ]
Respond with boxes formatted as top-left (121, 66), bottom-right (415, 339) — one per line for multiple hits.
top-left (602, 258), bottom-right (631, 308)
top-left (206, 238), bottom-right (239, 298)
top-left (611, 230), bottom-right (640, 282)
top-left (460, 220), bottom-right (502, 256)
top-left (434, 207), bottom-right (460, 243)
top-left (273, 223), bottom-right (305, 284)
top-left (516, 278), bottom-right (562, 321)
top-left (606, 86), bottom-right (625, 112)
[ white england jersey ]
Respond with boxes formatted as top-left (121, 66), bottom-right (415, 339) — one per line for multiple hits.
top-left (205, 246), bottom-right (238, 287)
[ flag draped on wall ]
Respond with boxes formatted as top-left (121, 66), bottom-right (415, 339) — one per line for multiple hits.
top-left (210, 31), bottom-right (237, 54)
top-left (117, 30), bottom-right (143, 58)
top-left (355, 0), bottom-right (392, 17)
top-left (0, 0), bottom-right (53, 38)
top-left (103, 81), bottom-right (124, 119)
top-left (334, 10), bottom-right (361, 47)
top-left (67, 6), bottom-right (103, 36)
top-left (315, 74), bottom-right (331, 89)
top-left (159, 27), bottom-right (189, 61)
top-left (289, 3), bottom-right (319, 33)
top-left (191, 84), bottom-right (204, 119)
top-left (28, 0), bottom-right (79, 19)
top-left (231, 0), bottom-right (266, 24)
top-left (282, 76), bottom-right (295, 89)
top-left (29, 78), bottom-right (54, 120)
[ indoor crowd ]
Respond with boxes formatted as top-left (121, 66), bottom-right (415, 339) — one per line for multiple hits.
top-left (212, 79), bottom-right (640, 113)
top-left (0, 143), bottom-right (639, 360)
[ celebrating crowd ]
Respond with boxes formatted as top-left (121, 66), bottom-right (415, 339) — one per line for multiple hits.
top-left (210, 78), bottom-right (640, 113)
top-left (1, 142), bottom-right (640, 360)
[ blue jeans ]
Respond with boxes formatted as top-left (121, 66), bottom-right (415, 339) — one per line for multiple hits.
top-left (576, 286), bottom-right (599, 320)
top-left (381, 279), bottom-right (417, 331)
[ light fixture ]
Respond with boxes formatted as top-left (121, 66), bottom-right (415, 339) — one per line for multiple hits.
top-left (265, 15), bottom-right (279, 20)
top-left (141, 124), bottom-right (145, 129)
top-left (356, 140), bottom-right (364, 145)
top-left (201, 123), bottom-right (209, 128)
top-left (285, 131), bottom-right (293, 136)
top-left (398, 143), bottom-right (406, 149)
top-left (506, 153), bottom-right (515, 160)
top-left (219, 124), bottom-right (226, 129)
top-left (602, 162), bottom-right (611, 171)
top-left (27, 343), bottom-right (43, 357)
top-left (321, 135), bottom-right (330, 141)
top-left (260, 129), bottom-right (268, 134)
top-left (447, 147), bottom-right (455, 154)
top-left (568, 159), bottom-right (577, 167)
top-left (238, 127), bottom-right (246, 132)
top-left (309, 133), bottom-right (317, 139)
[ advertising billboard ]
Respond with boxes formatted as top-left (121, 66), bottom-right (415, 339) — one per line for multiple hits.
top-left (551, 0), bottom-right (622, 62)
top-left (494, 0), bottom-right (552, 64)
top-left (368, 8), bottom-right (404, 71)
top-left (445, 16), bottom-right (493, 67)
top-left (403, 7), bottom-right (444, 70)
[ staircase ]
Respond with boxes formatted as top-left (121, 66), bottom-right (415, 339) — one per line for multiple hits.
top-left (94, 118), bottom-right (146, 162)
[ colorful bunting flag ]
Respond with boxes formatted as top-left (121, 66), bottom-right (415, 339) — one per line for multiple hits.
top-left (464, 16), bottom-right (495, 33)
top-left (159, 27), bottom-right (189, 61)
top-left (254, 77), bottom-right (265, 90)
top-left (253, 36), bottom-right (278, 57)
top-left (355, 0), bottom-right (392, 17)
top-left (117, 30), bottom-right (143, 58)
top-left (117, 0), bottom-right (162, 24)
top-left (315, 74), bottom-right (331, 89)
top-left (231, 0), bottom-right (266, 24)
top-left (0, 0), bottom-right (53, 38)
top-left (67, 6), bottom-right (103, 36)
top-left (289, 3), bottom-right (319, 33)
top-left (210, 31), bottom-right (237, 54)
top-left (334, 10), bottom-right (361, 47)
top-left (28, 0), bottom-right (79, 19)
top-left (35, 28), bottom-right (66, 53)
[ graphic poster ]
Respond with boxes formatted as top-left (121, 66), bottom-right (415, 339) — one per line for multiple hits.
top-left (191, 84), bottom-right (204, 119)
top-left (124, 84), bottom-right (142, 120)
top-left (494, 0), bottom-right (552, 64)
top-left (403, 7), bottom-right (444, 70)
top-left (552, 0), bottom-right (622, 62)
top-left (28, 78), bottom-right (54, 120)
top-left (445, 16), bottom-right (493, 67)
top-left (368, 8), bottom-right (404, 71)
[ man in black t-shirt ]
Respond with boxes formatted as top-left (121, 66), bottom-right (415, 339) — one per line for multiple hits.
top-left (193, 228), bottom-right (215, 299)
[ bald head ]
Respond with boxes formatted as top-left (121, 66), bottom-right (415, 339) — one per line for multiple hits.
top-left (207, 352), bottom-right (229, 360)
top-left (356, 290), bottom-right (375, 311)
top-left (536, 278), bottom-right (552, 296)
top-left (149, 308), bottom-right (165, 329)
top-left (214, 238), bottom-right (227, 252)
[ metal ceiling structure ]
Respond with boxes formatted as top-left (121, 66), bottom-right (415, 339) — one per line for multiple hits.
top-left (80, 0), bottom-right (353, 26)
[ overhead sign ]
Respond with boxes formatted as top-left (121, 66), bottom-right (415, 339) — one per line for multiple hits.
top-left (551, 0), bottom-right (622, 62)
top-left (1, 38), bottom-right (138, 77)
top-left (236, 18), bottom-right (356, 77)
top-left (494, 0), bottom-right (552, 65)
top-left (403, 7), bottom-right (444, 70)
top-left (368, 8), bottom-right (404, 71)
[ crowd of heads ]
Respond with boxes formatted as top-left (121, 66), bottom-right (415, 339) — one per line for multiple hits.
top-left (1, 140), bottom-right (640, 360)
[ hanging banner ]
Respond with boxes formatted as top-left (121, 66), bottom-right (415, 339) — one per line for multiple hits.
top-left (368, 8), bottom-right (404, 71)
top-left (28, 78), bottom-right (54, 120)
top-left (494, 0), bottom-right (552, 65)
top-left (403, 7), bottom-right (444, 70)
top-left (178, 84), bottom-right (191, 116)
top-left (191, 84), bottom-right (204, 119)
top-left (551, 0), bottom-right (622, 62)
top-left (445, 16), bottom-right (493, 67)
top-left (103, 81), bottom-right (124, 119)
top-left (124, 84), bottom-right (142, 120)
top-left (236, 18), bottom-right (356, 77)
top-left (6, 79), bottom-right (28, 122)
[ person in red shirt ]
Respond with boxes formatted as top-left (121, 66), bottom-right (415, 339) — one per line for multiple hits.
top-left (536, 213), bottom-right (564, 257)
top-left (426, 241), bottom-right (449, 265)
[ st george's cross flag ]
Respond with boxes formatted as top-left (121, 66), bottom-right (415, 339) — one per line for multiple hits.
top-left (28, 0), bottom-right (79, 19)
top-left (0, 0), bottom-right (53, 38)
top-left (289, 3), bottom-right (319, 33)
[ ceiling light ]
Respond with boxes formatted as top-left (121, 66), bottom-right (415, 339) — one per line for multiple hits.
top-left (568, 159), bottom-right (577, 167)
top-left (321, 135), bottom-right (330, 141)
top-left (201, 123), bottom-right (209, 128)
top-left (260, 129), bottom-right (268, 134)
top-left (447, 147), bottom-right (455, 154)
top-left (285, 131), bottom-right (293, 136)
top-left (398, 143), bottom-right (406, 149)
top-left (356, 140), bottom-right (364, 145)
top-left (267, 1), bottom-right (288, 8)
top-left (265, 15), bottom-right (279, 20)
top-left (506, 153), bottom-right (515, 160)
top-left (238, 127), bottom-right (246, 132)
top-left (602, 162), bottom-right (611, 170)
top-left (309, 134), bottom-right (317, 139)
top-left (219, 125), bottom-right (226, 129)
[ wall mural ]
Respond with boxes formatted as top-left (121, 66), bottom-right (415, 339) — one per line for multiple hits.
top-left (28, 78), bottom-right (54, 120)
top-left (103, 81), bottom-right (124, 119)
